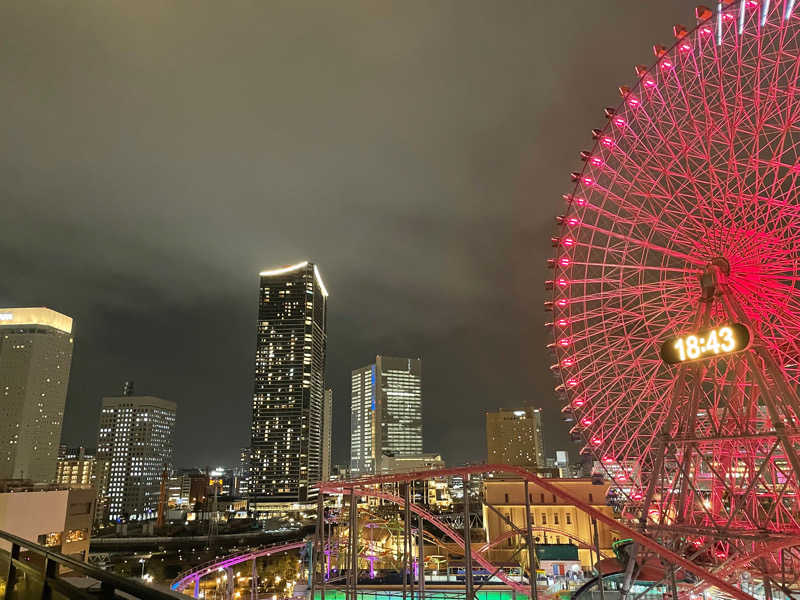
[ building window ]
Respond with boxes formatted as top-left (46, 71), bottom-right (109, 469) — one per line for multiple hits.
top-left (552, 494), bottom-right (557, 503)
top-left (541, 514), bottom-right (547, 525)
top-left (540, 493), bottom-right (545, 503)
top-left (589, 493), bottom-right (594, 503)
top-left (504, 493), bottom-right (509, 504)
top-left (554, 514), bottom-right (559, 525)
top-left (566, 514), bottom-right (572, 525)
top-left (65, 529), bottom-right (87, 543)
top-left (37, 532), bottom-right (62, 548)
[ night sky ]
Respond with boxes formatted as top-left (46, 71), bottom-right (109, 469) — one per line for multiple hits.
top-left (2, 1), bottom-right (698, 469)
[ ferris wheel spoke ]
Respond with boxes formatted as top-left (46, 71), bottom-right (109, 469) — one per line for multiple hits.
top-left (577, 223), bottom-right (705, 266)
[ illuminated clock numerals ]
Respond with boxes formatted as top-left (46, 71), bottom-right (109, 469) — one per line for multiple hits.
top-left (686, 335), bottom-right (701, 359)
top-left (673, 338), bottom-right (686, 362)
top-left (661, 323), bottom-right (750, 365)
top-left (706, 330), bottom-right (719, 354)
top-left (719, 326), bottom-right (735, 352)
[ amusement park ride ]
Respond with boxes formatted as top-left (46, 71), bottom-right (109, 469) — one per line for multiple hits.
top-left (172, 2), bottom-right (800, 599)
top-left (550, 0), bottom-right (800, 596)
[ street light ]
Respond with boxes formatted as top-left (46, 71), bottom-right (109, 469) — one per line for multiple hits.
top-left (139, 559), bottom-right (146, 579)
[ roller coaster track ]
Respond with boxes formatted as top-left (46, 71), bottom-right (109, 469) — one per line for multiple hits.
top-left (319, 463), bottom-right (757, 600)
top-left (171, 464), bottom-right (761, 600)
top-left (171, 540), bottom-right (306, 593)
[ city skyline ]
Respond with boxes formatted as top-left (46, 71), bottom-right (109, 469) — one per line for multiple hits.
top-left (2, 2), bottom-right (701, 468)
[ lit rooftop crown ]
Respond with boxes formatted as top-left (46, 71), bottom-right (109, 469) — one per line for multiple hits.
top-left (259, 261), bottom-right (328, 297)
top-left (0, 307), bottom-right (73, 334)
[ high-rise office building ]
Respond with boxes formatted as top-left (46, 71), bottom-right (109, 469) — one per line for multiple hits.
top-left (322, 389), bottom-right (333, 481)
top-left (236, 447), bottom-right (250, 496)
top-left (0, 307), bottom-right (74, 482)
top-left (249, 261), bottom-right (328, 510)
top-left (96, 386), bottom-right (176, 522)
top-left (486, 406), bottom-right (545, 467)
top-left (56, 446), bottom-right (97, 488)
top-left (350, 356), bottom-right (422, 476)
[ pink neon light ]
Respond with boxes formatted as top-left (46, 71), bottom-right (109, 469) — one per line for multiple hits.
top-left (557, 277), bottom-right (568, 287)
top-left (600, 136), bottom-right (614, 148)
top-left (561, 237), bottom-right (575, 247)
top-left (679, 42), bottom-right (692, 52)
top-left (580, 417), bottom-right (593, 427)
top-left (555, 298), bottom-right (568, 308)
top-left (556, 318), bottom-right (569, 327)
top-left (612, 116), bottom-right (626, 127)
top-left (643, 78), bottom-right (656, 88)
top-left (559, 257), bottom-right (570, 267)
top-left (581, 175), bottom-right (594, 186)
top-left (558, 337), bottom-right (570, 347)
top-left (589, 156), bottom-right (603, 166)
top-left (590, 436), bottom-right (603, 446)
top-left (700, 25), bottom-right (712, 35)
top-left (571, 397), bottom-right (586, 408)
top-left (566, 216), bottom-right (579, 226)
top-left (574, 196), bottom-right (587, 206)
top-left (562, 358), bottom-right (575, 368)
top-left (627, 96), bottom-right (640, 108)
top-left (660, 59), bottom-right (673, 70)
top-left (566, 377), bottom-right (579, 387)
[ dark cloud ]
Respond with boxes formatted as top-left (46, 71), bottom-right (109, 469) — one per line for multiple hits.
top-left (1, 1), bottom-right (698, 468)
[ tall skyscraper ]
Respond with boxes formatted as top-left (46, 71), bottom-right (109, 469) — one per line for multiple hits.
top-left (96, 385), bottom-right (176, 522)
top-left (350, 356), bottom-right (422, 476)
top-left (485, 406), bottom-right (545, 467)
top-left (0, 307), bottom-right (74, 482)
top-left (322, 389), bottom-right (333, 481)
top-left (249, 261), bottom-right (328, 511)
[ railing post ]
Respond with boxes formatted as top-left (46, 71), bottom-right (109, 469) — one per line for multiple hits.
top-left (523, 481), bottom-right (538, 600)
top-left (350, 488), bottom-right (358, 600)
top-left (41, 556), bottom-right (57, 600)
top-left (417, 512), bottom-right (424, 600)
top-left (225, 568), bottom-right (234, 600)
top-left (312, 491), bottom-right (324, 600)
top-left (99, 580), bottom-right (116, 600)
top-left (462, 474), bottom-right (473, 600)
top-left (5, 542), bottom-right (20, 600)
top-left (592, 519), bottom-right (605, 600)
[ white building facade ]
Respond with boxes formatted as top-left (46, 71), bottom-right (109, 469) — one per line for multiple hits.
top-left (350, 356), bottom-right (422, 476)
top-left (96, 394), bottom-right (176, 522)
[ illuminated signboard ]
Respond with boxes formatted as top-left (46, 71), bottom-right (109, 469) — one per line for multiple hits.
top-left (660, 323), bottom-right (750, 365)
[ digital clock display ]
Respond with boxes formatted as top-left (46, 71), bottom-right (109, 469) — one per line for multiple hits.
top-left (660, 323), bottom-right (750, 365)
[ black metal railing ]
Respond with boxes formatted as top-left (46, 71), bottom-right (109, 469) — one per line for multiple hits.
top-left (0, 530), bottom-right (182, 600)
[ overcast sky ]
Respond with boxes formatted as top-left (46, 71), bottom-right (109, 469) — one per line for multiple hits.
top-left (1, 1), bottom-right (698, 468)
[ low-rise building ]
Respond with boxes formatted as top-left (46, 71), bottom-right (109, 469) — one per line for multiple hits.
top-left (482, 476), bottom-right (620, 573)
top-left (377, 453), bottom-right (444, 475)
top-left (0, 481), bottom-right (95, 563)
top-left (56, 446), bottom-right (97, 488)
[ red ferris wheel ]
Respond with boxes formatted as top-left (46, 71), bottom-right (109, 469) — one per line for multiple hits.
top-left (550, 0), bottom-right (800, 590)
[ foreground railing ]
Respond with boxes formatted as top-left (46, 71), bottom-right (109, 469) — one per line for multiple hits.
top-left (0, 529), bottom-right (180, 600)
